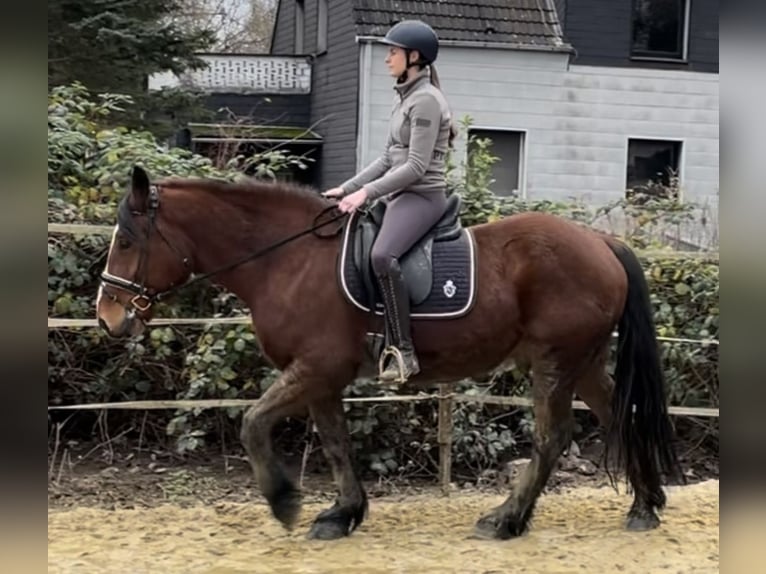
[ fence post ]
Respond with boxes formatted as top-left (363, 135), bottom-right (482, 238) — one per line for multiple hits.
top-left (437, 382), bottom-right (454, 495)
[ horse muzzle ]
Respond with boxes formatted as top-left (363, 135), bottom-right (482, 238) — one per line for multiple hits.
top-left (97, 308), bottom-right (146, 339)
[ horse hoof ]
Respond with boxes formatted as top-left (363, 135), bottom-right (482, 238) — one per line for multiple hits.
top-left (272, 489), bottom-right (302, 530)
top-left (626, 511), bottom-right (660, 531)
top-left (474, 513), bottom-right (514, 540)
top-left (307, 519), bottom-right (349, 540)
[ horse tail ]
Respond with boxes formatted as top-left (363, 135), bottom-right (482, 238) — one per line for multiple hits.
top-left (604, 239), bottom-right (683, 509)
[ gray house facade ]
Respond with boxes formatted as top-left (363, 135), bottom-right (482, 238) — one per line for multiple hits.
top-left (270, 0), bottom-right (718, 216)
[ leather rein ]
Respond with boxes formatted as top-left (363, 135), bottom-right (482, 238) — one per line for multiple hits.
top-left (99, 185), bottom-right (348, 313)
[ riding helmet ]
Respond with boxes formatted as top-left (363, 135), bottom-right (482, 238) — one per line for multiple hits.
top-left (381, 20), bottom-right (439, 65)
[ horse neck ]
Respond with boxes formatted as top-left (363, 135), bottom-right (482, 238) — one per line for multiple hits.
top-left (165, 183), bottom-right (328, 303)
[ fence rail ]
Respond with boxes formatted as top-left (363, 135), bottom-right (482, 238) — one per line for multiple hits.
top-left (47, 391), bottom-right (719, 493)
top-left (47, 317), bottom-right (719, 347)
top-left (48, 317), bottom-right (251, 328)
top-left (49, 223), bottom-right (115, 236)
top-left (46, 394), bottom-right (720, 418)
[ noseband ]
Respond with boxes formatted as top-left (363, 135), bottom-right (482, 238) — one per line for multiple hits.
top-left (100, 184), bottom-right (348, 313)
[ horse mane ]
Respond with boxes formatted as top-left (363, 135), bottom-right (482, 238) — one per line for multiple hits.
top-left (159, 176), bottom-right (329, 211)
top-left (116, 176), bottom-right (331, 241)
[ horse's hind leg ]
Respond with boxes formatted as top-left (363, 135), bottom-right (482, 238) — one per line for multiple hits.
top-left (575, 359), bottom-right (663, 531)
top-left (306, 393), bottom-right (368, 540)
top-left (475, 357), bottom-right (574, 539)
top-left (240, 365), bottom-right (307, 530)
top-left (574, 357), bottom-right (614, 427)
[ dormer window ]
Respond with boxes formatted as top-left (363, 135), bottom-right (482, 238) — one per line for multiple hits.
top-left (631, 0), bottom-right (689, 61)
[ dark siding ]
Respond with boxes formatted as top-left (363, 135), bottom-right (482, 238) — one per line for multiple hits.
top-left (554, 0), bottom-right (568, 30)
top-left (271, 0), bottom-right (296, 54)
top-left (688, 0), bottom-right (718, 70)
top-left (562, 0), bottom-right (718, 73)
top-left (309, 0), bottom-right (359, 189)
top-left (204, 94), bottom-right (311, 127)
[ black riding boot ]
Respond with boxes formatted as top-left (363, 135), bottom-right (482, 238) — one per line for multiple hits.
top-left (376, 259), bottom-right (420, 383)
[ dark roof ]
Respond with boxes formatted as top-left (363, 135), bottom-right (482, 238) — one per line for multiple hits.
top-left (353, 0), bottom-right (569, 51)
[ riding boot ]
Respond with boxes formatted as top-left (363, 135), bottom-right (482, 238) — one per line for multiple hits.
top-left (376, 259), bottom-right (420, 383)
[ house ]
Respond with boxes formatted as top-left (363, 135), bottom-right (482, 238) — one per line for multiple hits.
top-left (151, 0), bottom-right (718, 236)
top-left (149, 52), bottom-right (323, 184)
top-left (270, 0), bottom-right (718, 215)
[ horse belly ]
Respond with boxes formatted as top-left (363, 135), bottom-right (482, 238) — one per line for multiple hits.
top-left (412, 307), bottom-right (524, 382)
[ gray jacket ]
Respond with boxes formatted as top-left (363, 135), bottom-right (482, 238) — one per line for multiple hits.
top-left (340, 67), bottom-right (451, 201)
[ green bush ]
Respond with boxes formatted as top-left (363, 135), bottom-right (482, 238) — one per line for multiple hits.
top-left (48, 93), bottom-right (718, 481)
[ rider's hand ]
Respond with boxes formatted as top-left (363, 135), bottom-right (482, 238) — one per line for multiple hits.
top-left (338, 188), bottom-right (369, 213)
top-left (322, 187), bottom-right (345, 198)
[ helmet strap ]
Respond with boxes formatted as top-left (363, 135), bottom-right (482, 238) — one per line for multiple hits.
top-left (405, 48), bottom-right (426, 69)
top-left (397, 49), bottom-right (426, 83)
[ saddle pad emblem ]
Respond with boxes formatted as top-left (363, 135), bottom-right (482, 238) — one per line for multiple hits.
top-left (443, 279), bottom-right (457, 298)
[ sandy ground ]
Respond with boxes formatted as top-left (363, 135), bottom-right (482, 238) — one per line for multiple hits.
top-left (48, 478), bottom-right (718, 574)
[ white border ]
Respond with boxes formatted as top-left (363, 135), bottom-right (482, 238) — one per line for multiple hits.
top-left (682, 0), bottom-right (691, 61)
top-left (356, 41), bottom-right (373, 172)
top-left (338, 221), bottom-right (478, 319)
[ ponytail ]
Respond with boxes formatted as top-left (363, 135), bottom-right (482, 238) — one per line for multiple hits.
top-left (429, 64), bottom-right (457, 148)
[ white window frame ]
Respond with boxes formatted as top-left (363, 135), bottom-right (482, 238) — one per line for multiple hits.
top-left (294, 0), bottom-right (305, 54)
top-left (630, 0), bottom-right (691, 63)
top-left (465, 126), bottom-right (529, 199)
top-left (624, 136), bottom-right (686, 200)
top-left (317, 0), bottom-right (328, 54)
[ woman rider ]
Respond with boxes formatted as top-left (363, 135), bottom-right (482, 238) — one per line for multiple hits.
top-left (323, 20), bottom-right (456, 383)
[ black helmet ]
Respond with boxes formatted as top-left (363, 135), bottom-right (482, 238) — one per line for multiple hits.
top-left (381, 20), bottom-right (439, 65)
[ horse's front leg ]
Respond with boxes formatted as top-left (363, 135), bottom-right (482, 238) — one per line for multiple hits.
top-left (240, 365), bottom-right (307, 530)
top-left (306, 392), bottom-right (368, 540)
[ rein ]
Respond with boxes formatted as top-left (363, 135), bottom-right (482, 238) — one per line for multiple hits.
top-left (100, 185), bottom-right (348, 312)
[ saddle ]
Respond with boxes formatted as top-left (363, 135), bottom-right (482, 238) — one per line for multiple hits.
top-left (351, 193), bottom-right (464, 307)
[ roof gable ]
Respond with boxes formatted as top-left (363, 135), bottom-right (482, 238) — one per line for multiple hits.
top-left (353, 0), bottom-right (569, 51)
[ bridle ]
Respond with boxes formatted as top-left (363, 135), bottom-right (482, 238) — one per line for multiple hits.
top-left (99, 184), bottom-right (348, 313)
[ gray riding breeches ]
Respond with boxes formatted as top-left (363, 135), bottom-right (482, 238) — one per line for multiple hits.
top-left (370, 190), bottom-right (448, 276)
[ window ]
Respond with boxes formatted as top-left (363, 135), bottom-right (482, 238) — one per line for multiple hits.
top-left (626, 138), bottom-right (682, 199)
top-left (468, 129), bottom-right (525, 197)
top-left (294, 1), bottom-right (304, 54)
top-left (317, 0), bottom-right (328, 54)
top-left (631, 0), bottom-right (688, 60)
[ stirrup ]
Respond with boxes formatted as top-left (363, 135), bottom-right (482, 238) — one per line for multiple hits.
top-left (378, 346), bottom-right (409, 384)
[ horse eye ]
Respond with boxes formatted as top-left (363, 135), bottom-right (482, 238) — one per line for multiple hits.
top-left (118, 237), bottom-right (132, 250)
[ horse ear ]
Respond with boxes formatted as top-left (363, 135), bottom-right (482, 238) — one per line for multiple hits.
top-left (130, 165), bottom-right (151, 209)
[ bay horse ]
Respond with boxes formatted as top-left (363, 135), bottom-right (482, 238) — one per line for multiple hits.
top-left (96, 166), bottom-right (681, 540)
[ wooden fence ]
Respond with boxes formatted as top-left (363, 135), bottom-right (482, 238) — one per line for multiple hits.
top-left (48, 222), bottom-right (720, 492)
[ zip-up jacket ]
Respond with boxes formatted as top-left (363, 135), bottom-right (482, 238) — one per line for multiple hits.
top-left (340, 67), bottom-right (451, 201)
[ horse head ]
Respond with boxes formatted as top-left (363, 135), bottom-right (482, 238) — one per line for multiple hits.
top-left (96, 166), bottom-right (193, 338)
